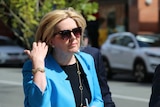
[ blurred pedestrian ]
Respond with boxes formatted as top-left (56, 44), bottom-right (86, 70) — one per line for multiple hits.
top-left (98, 17), bottom-right (108, 47)
top-left (81, 29), bottom-right (90, 47)
top-left (107, 12), bottom-right (117, 35)
top-left (149, 65), bottom-right (160, 107)
top-left (22, 7), bottom-right (103, 107)
top-left (81, 46), bottom-right (115, 107)
top-left (86, 20), bottom-right (99, 48)
top-left (81, 29), bottom-right (115, 107)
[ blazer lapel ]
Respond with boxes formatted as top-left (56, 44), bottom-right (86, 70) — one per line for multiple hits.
top-left (75, 53), bottom-right (94, 98)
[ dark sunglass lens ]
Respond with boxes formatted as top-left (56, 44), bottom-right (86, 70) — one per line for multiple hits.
top-left (60, 30), bottom-right (71, 39)
top-left (72, 27), bottom-right (82, 37)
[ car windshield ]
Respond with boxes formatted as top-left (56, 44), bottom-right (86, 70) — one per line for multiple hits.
top-left (136, 34), bottom-right (160, 47)
top-left (0, 38), bottom-right (17, 46)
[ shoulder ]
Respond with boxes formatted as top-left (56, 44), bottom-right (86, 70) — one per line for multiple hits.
top-left (75, 51), bottom-right (94, 63)
top-left (76, 51), bottom-right (93, 58)
top-left (75, 51), bottom-right (95, 71)
top-left (155, 64), bottom-right (160, 74)
top-left (81, 46), bottom-right (100, 58)
top-left (153, 64), bottom-right (160, 79)
top-left (81, 46), bottom-right (99, 53)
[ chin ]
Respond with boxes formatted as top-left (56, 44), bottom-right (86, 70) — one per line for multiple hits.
top-left (69, 48), bottom-right (79, 53)
top-left (69, 46), bottom-right (79, 51)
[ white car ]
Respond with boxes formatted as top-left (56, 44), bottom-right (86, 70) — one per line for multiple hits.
top-left (0, 35), bottom-right (28, 66)
top-left (101, 32), bottom-right (160, 82)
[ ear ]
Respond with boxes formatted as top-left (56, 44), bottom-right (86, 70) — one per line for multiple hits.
top-left (49, 39), bottom-right (55, 48)
top-left (49, 38), bottom-right (54, 46)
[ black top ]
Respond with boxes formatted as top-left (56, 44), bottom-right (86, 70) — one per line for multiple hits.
top-left (61, 61), bottom-right (91, 107)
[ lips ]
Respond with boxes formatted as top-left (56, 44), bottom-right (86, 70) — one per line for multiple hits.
top-left (70, 42), bottom-right (77, 47)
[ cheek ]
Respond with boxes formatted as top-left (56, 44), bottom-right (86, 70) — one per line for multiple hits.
top-left (78, 38), bottom-right (81, 46)
top-left (54, 39), bottom-right (68, 49)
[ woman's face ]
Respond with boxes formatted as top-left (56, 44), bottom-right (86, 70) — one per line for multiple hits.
top-left (50, 18), bottom-right (81, 54)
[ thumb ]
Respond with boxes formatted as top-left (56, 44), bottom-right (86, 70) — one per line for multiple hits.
top-left (24, 50), bottom-right (31, 56)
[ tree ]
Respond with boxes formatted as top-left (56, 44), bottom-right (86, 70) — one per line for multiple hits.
top-left (0, 0), bottom-right (98, 49)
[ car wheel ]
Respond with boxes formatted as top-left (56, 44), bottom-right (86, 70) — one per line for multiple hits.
top-left (133, 62), bottom-right (147, 82)
top-left (102, 57), bottom-right (113, 79)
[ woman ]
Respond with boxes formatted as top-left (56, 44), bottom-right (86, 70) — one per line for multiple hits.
top-left (22, 7), bottom-right (103, 107)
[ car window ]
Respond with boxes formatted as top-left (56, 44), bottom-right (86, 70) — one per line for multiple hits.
top-left (136, 34), bottom-right (160, 47)
top-left (0, 39), bottom-right (16, 46)
top-left (122, 36), bottom-right (134, 47)
top-left (110, 36), bottom-right (124, 46)
top-left (110, 35), bottom-right (134, 48)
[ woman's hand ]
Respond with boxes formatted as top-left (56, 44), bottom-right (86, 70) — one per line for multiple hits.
top-left (24, 42), bottom-right (48, 92)
top-left (24, 42), bottom-right (48, 68)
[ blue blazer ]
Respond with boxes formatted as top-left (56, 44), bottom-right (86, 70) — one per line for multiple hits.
top-left (22, 52), bottom-right (104, 107)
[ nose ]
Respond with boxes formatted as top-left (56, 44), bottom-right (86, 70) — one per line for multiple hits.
top-left (70, 32), bottom-right (76, 39)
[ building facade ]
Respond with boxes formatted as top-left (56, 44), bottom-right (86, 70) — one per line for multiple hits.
top-left (98, 0), bottom-right (160, 34)
top-left (0, 0), bottom-right (160, 37)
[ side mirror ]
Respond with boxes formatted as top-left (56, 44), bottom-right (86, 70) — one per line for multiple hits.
top-left (128, 42), bottom-right (135, 48)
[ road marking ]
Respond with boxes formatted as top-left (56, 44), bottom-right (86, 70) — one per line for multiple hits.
top-left (0, 80), bottom-right (22, 86)
top-left (0, 80), bottom-right (150, 103)
top-left (112, 94), bottom-right (149, 102)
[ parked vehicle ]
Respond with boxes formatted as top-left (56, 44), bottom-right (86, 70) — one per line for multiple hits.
top-left (100, 32), bottom-right (160, 82)
top-left (0, 35), bottom-right (28, 66)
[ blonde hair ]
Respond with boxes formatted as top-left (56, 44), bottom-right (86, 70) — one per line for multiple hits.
top-left (35, 7), bottom-right (86, 44)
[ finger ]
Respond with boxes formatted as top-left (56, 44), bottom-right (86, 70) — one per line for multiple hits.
top-left (41, 42), bottom-right (47, 47)
top-left (44, 45), bottom-right (48, 52)
top-left (32, 42), bottom-right (37, 48)
top-left (24, 50), bottom-right (31, 56)
top-left (37, 41), bottom-right (43, 46)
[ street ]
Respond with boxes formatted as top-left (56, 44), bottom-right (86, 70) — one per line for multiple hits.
top-left (0, 67), bottom-right (23, 107)
top-left (0, 67), bottom-right (152, 107)
top-left (109, 74), bottom-right (151, 107)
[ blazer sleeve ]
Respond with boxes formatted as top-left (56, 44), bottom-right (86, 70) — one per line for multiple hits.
top-left (22, 60), bottom-right (51, 107)
top-left (149, 64), bottom-right (160, 107)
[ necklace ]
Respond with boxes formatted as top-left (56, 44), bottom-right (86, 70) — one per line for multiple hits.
top-left (76, 60), bottom-right (83, 107)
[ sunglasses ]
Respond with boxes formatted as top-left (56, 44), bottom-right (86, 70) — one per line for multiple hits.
top-left (54, 27), bottom-right (82, 40)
